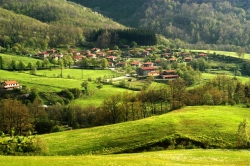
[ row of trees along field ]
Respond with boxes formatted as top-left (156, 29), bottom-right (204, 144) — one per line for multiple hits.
top-left (0, 55), bottom-right (110, 72)
top-left (1, 74), bottom-right (250, 135)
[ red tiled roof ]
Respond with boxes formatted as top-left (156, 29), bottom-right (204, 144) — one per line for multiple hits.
top-left (169, 58), bottom-right (176, 61)
top-left (198, 53), bottom-right (206, 56)
top-left (130, 61), bottom-right (140, 65)
top-left (4, 81), bottom-right (18, 85)
top-left (165, 70), bottom-right (175, 73)
top-left (162, 75), bottom-right (179, 78)
top-left (73, 55), bottom-right (84, 60)
top-left (144, 62), bottom-right (152, 64)
top-left (141, 66), bottom-right (156, 70)
top-left (106, 56), bottom-right (117, 59)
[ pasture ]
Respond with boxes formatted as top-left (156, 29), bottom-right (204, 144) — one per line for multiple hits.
top-left (191, 50), bottom-right (250, 59)
top-left (41, 106), bottom-right (250, 155)
top-left (0, 149), bottom-right (249, 166)
top-left (0, 53), bottom-right (42, 64)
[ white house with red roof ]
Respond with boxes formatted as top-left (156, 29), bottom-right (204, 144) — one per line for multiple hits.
top-left (1, 80), bottom-right (21, 90)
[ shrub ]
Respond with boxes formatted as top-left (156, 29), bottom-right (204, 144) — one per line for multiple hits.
top-left (51, 125), bottom-right (64, 133)
top-left (0, 135), bottom-right (48, 155)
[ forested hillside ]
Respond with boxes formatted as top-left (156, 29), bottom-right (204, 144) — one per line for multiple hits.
top-left (71, 0), bottom-right (250, 51)
top-left (0, 0), bottom-right (124, 52)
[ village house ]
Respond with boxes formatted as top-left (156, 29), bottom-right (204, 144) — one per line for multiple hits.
top-left (184, 57), bottom-right (192, 62)
top-left (72, 55), bottom-right (85, 62)
top-left (138, 66), bottom-right (156, 75)
top-left (143, 62), bottom-right (153, 67)
top-left (169, 57), bottom-right (177, 63)
top-left (141, 50), bottom-right (150, 57)
top-left (116, 61), bottom-right (126, 68)
top-left (146, 48), bottom-right (152, 52)
top-left (160, 70), bottom-right (179, 80)
top-left (96, 52), bottom-right (106, 58)
top-left (147, 71), bottom-right (160, 78)
top-left (35, 52), bottom-right (49, 59)
top-left (130, 61), bottom-right (140, 67)
top-left (198, 53), bottom-right (207, 58)
top-left (154, 59), bottom-right (161, 66)
top-left (106, 50), bottom-right (116, 56)
top-left (106, 56), bottom-right (117, 62)
top-left (181, 52), bottom-right (189, 57)
top-left (46, 49), bottom-right (57, 54)
top-left (91, 47), bottom-right (100, 53)
top-left (161, 53), bottom-right (171, 59)
top-left (108, 62), bottom-right (115, 68)
top-left (86, 53), bottom-right (96, 58)
top-left (72, 51), bottom-right (81, 56)
top-left (1, 80), bottom-right (21, 90)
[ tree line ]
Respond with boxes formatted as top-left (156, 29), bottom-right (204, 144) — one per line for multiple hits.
top-left (2, 73), bottom-right (250, 135)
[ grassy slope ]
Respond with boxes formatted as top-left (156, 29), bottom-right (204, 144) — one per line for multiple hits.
top-left (0, 54), bottom-right (43, 64)
top-left (41, 106), bottom-right (250, 155)
top-left (0, 149), bottom-right (250, 166)
top-left (192, 50), bottom-right (250, 59)
top-left (0, 68), bottom-right (135, 105)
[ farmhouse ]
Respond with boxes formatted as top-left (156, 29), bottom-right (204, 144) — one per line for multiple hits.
top-left (143, 62), bottom-right (153, 67)
top-left (1, 80), bottom-right (21, 90)
top-left (141, 50), bottom-right (150, 57)
top-left (147, 71), bottom-right (160, 77)
top-left (138, 66), bottom-right (156, 75)
top-left (130, 61), bottom-right (140, 67)
top-left (159, 70), bottom-right (179, 80)
top-left (184, 57), bottom-right (192, 62)
top-left (116, 61), bottom-right (126, 67)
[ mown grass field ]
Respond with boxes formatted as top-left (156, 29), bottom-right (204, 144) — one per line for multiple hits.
top-left (0, 149), bottom-right (250, 166)
top-left (0, 53), bottom-right (42, 64)
top-left (0, 69), bottom-right (133, 106)
top-left (40, 106), bottom-right (250, 155)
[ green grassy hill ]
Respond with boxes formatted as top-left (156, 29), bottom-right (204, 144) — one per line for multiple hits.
top-left (41, 106), bottom-right (250, 155)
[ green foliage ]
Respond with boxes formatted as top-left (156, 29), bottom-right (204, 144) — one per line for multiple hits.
top-left (58, 89), bottom-right (74, 101)
top-left (236, 118), bottom-right (250, 148)
top-left (0, 134), bottom-right (47, 155)
top-left (0, 0), bottom-right (124, 51)
top-left (72, 0), bottom-right (250, 51)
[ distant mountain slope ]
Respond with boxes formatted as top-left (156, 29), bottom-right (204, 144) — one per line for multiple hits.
top-left (0, 0), bottom-right (125, 49)
top-left (71, 0), bottom-right (250, 49)
top-left (0, 0), bottom-right (124, 29)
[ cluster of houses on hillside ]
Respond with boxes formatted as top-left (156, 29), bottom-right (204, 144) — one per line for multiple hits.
top-left (32, 47), bottom-right (207, 79)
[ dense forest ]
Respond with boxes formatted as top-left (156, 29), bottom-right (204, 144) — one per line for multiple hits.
top-left (71, 0), bottom-right (250, 51)
top-left (0, 0), bottom-right (127, 53)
